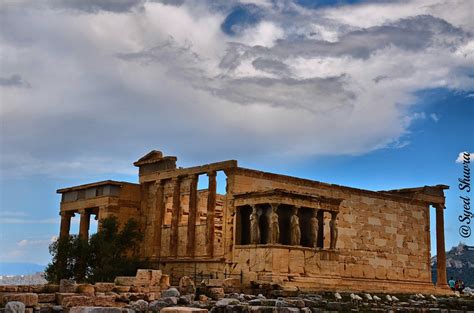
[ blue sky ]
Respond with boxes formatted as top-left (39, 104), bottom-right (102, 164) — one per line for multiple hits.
top-left (0, 0), bottom-right (473, 267)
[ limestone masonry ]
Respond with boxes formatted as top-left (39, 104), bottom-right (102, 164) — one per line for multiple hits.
top-left (56, 150), bottom-right (450, 295)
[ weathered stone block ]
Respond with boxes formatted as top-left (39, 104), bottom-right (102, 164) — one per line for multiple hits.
top-left (69, 307), bottom-right (133, 313)
top-left (38, 294), bottom-right (56, 303)
top-left (0, 286), bottom-right (18, 293)
top-left (160, 275), bottom-right (170, 290)
top-left (160, 308), bottom-right (207, 313)
top-left (94, 283), bottom-right (115, 293)
top-left (288, 250), bottom-right (304, 274)
top-left (76, 284), bottom-right (95, 295)
top-left (0, 294), bottom-right (38, 307)
top-left (59, 280), bottom-right (77, 293)
top-left (114, 277), bottom-right (135, 287)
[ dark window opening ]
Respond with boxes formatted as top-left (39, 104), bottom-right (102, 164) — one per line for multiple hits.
top-left (258, 205), bottom-right (269, 244)
top-left (238, 205), bottom-right (252, 245)
top-left (278, 204), bottom-right (292, 245)
top-left (299, 207), bottom-right (313, 247)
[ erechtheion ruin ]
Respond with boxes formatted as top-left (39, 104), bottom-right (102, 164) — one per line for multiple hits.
top-left (56, 150), bottom-right (450, 294)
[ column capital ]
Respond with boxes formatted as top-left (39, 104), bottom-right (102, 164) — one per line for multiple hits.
top-left (59, 211), bottom-right (75, 217)
top-left (269, 203), bottom-right (279, 210)
top-left (434, 203), bottom-right (446, 210)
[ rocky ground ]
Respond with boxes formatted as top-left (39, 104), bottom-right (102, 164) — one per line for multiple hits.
top-left (0, 270), bottom-right (473, 313)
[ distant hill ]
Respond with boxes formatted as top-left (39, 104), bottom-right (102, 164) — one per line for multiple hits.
top-left (432, 243), bottom-right (474, 287)
top-left (0, 263), bottom-right (45, 276)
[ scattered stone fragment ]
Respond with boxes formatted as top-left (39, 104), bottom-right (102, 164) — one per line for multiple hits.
top-left (129, 299), bottom-right (148, 312)
top-left (215, 298), bottom-right (240, 307)
top-left (160, 307), bottom-right (208, 313)
top-left (162, 288), bottom-right (180, 298)
top-left (178, 277), bottom-right (196, 296)
top-left (5, 301), bottom-right (26, 313)
top-left (69, 307), bottom-right (133, 313)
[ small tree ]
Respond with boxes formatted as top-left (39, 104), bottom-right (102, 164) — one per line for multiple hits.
top-left (44, 216), bottom-right (145, 283)
top-left (88, 217), bottom-right (145, 282)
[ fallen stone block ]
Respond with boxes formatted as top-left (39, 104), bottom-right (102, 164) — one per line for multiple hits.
top-left (94, 283), bottom-right (115, 293)
top-left (5, 301), bottom-right (25, 313)
top-left (59, 280), bottom-right (77, 293)
top-left (0, 293), bottom-right (38, 307)
top-left (178, 276), bottom-right (196, 296)
top-left (16, 287), bottom-right (31, 293)
top-left (0, 286), bottom-right (18, 293)
top-left (114, 277), bottom-right (135, 287)
top-left (148, 300), bottom-right (170, 312)
top-left (113, 286), bottom-right (130, 293)
top-left (61, 295), bottom-right (117, 308)
top-left (55, 293), bottom-right (76, 305)
top-left (69, 307), bottom-right (134, 313)
top-left (160, 307), bottom-right (208, 313)
top-left (37, 294), bottom-right (56, 303)
top-left (41, 285), bottom-right (59, 294)
top-left (77, 284), bottom-right (95, 296)
top-left (162, 288), bottom-right (180, 298)
top-left (215, 298), bottom-right (240, 307)
top-left (128, 299), bottom-right (148, 312)
top-left (206, 288), bottom-right (224, 300)
top-left (160, 275), bottom-right (170, 290)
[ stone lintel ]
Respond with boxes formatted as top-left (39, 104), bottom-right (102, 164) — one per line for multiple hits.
top-left (139, 160), bottom-right (238, 183)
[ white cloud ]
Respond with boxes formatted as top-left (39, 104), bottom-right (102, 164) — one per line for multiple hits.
top-left (430, 113), bottom-right (439, 122)
top-left (456, 152), bottom-right (473, 163)
top-left (17, 237), bottom-right (55, 247)
top-left (0, 0), bottom-right (473, 177)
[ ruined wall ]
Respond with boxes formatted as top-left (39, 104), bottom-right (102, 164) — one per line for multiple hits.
top-left (226, 168), bottom-right (431, 289)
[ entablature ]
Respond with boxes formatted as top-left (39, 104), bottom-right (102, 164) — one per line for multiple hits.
top-left (233, 188), bottom-right (342, 212)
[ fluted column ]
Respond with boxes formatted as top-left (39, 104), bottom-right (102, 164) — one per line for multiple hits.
top-left (186, 175), bottom-right (199, 256)
top-left (153, 180), bottom-right (165, 258)
top-left (59, 211), bottom-right (74, 239)
top-left (170, 177), bottom-right (182, 257)
top-left (79, 209), bottom-right (90, 240)
top-left (435, 204), bottom-right (448, 287)
top-left (206, 171), bottom-right (217, 257)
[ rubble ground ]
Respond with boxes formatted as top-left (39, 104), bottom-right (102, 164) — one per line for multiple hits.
top-left (1, 271), bottom-right (473, 313)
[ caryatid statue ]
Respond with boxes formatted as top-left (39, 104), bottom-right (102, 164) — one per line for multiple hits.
top-left (310, 209), bottom-right (319, 248)
top-left (329, 212), bottom-right (338, 249)
top-left (290, 206), bottom-right (301, 246)
top-left (250, 205), bottom-right (260, 244)
top-left (268, 204), bottom-right (280, 244)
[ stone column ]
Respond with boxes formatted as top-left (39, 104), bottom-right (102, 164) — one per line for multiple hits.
top-left (170, 177), bottom-right (182, 257)
top-left (250, 205), bottom-right (260, 244)
top-left (186, 175), bottom-right (199, 256)
top-left (153, 180), bottom-right (165, 258)
top-left (79, 209), bottom-right (90, 240)
top-left (435, 204), bottom-right (448, 287)
top-left (290, 206), bottom-right (301, 246)
top-left (268, 203), bottom-right (280, 244)
top-left (310, 209), bottom-right (319, 248)
top-left (329, 212), bottom-right (338, 249)
top-left (59, 211), bottom-right (73, 239)
top-left (206, 171), bottom-right (217, 257)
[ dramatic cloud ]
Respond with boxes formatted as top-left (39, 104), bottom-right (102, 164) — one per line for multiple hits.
top-left (1, 0), bottom-right (473, 178)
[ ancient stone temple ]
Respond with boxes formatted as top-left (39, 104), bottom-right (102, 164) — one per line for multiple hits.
top-left (56, 150), bottom-right (450, 294)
